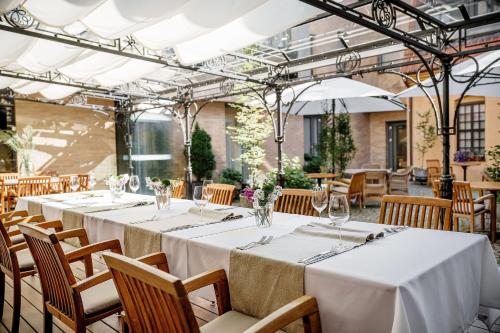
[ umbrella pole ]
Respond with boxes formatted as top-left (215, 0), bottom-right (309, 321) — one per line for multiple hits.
top-left (183, 105), bottom-right (194, 200)
top-left (331, 99), bottom-right (336, 174)
top-left (439, 60), bottom-right (453, 201)
top-left (276, 88), bottom-right (285, 187)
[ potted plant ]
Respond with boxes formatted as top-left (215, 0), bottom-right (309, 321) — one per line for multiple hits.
top-left (190, 124), bottom-right (216, 184)
top-left (414, 110), bottom-right (437, 184)
top-left (485, 145), bottom-right (500, 181)
top-left (0, 125), bottom-right (35, 176)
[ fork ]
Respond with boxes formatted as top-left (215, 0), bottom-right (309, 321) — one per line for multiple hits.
top-left (237, 236), bottom-right (272, 250)
top-left (130, 214), bottom-right (159, 225)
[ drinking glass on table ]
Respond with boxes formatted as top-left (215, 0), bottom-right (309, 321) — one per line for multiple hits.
top-left (193, 185), bottom-right (208, 222)
top-left (328, 194), bottom-right (350, 251)
top-left (129, 175), bottom-right (140, 193)
top-left (69, 175), bottom-right (79, 192)
top-left (202, 180), bottom-right (214, 205)
top-left (88, 174), bottom-right (96, 191)
top-left (312, 186), bottom-right (328, 223)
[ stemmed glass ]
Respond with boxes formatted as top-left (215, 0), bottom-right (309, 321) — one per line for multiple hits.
top-left (69, 175), bottom-right (79, 192)
top-left (129, 175), bottom-right (140, 193)
top-left (312, 186), bottom-right (328, 223)
top-left (202, 179), bottom-right (214, 206)
top-left (193, 185), bottom-right (208, 222)
top-left (88, 174), bottom-right (96, 191)
top-left (328, 194), bottom-right (350, 251)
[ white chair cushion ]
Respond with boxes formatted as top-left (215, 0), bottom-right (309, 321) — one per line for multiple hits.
top-left (16, 249), bottom-right (35, 271)
top-left (80, 279), bottom-right (120, 316)
top-left (200, 310), bottom-right (286, 333)
top-left (331, 186), bottom-right (348, 194)
top-left (10, 234), bottom-right (25, 245)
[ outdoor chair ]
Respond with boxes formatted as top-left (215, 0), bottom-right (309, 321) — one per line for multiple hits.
top-left (364, 171), bottom-right (387, 204)
top-left (206, 183), bottom-right (235, 206)
top-left (18, 223), bottom-right (124, 333)
top-left (0, 174), bottom-right (19, 213)
top-left (388, 168), bottom-right (412, 195)
top-left (327, 172), bottom-right (366, 209)
top-left (452, 181), bottom-right (495, 235)
top-left (0, 216), bottom-right (92, 333)
top-left (171, 179), bottom-right (185, 199)
top-left (16, 176), bottom-right (51, 197)
top-left (432, 179), bottom-right (441, 197)
top-left (78, 174), bottom-right (90, 191)
top-left (103, 251), bottom-right (322, 333)
top-left (58, 174), bottom-right (89, 192)
top-left (426, 159), bottom-right (441, 185)
top-left (378, 195), bottom-right (452, 230)
top-left (274, 189), bottom-right (316, 216)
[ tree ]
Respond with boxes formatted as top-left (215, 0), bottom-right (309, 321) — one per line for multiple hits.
top-left (415, 110), bottom-right (437, 168)
top-left (190, 123), bottom-right (216, 181)
top-left (227, 99), bottom-right (273, 186)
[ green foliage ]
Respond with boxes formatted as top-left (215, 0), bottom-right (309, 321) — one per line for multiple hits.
top-left (415, 110), bottom-right (437, 168)
top-left (162, 179), bottom-right (171, 187)
top-left (303, 154), bottom-right (321, 173)
top-left (486, 145), bottom-right (500, 181)
top-left (0, 126), bottom-right (35, 175)
top-left (318, 112), bottom-right (357, 176)
top-left (219, 168), bottom-right (243, 185)
top-left (227, 98), bottom-right (273, 185)
top-left (270, 156), bottom-right (314, 189)
top-left (190, 123), bottom-right (216, 181)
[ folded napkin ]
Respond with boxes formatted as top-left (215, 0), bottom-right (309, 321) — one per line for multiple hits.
top-left (160, 207), bottom-right (242, 232)
top-left (294, 222), bottom-right (384, 245)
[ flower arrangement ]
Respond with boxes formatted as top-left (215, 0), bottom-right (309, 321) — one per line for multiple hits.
top-left (454, 150), bottom-right (471, 163)
top-left (145, 177), bottom-right (172, 194)
top-left (243, 173), bottom-right (282, 207)
top-left (106, 174), bottom-right (129, 187)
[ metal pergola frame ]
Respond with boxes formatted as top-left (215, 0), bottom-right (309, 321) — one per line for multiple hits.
top-left (0, 1), bottom-right (499, 204)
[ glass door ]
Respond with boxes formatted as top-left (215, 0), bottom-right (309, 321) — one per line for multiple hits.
top-left (387, 121), bottom-right (407, 171)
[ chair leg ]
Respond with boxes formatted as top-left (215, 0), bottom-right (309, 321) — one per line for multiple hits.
top-left (480, 213), bottom-right (485, 231)
top-left (83, 256), bottom-right (93, 278)
top-left (43, 306), bottom-right (53, 333)
top-left (11, 276), bottom-right (21, 333)
top-left (0, 272), bottom-right (5, 316)
top-left (453, 216), bottom-right (459, 231)
top-left (470, 215), bottom-right (475, 233)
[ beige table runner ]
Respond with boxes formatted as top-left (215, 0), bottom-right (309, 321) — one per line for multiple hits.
top-left (124, 207), bottom-right (239, 258)
top-left (27, 201), bottom-right (43, 216)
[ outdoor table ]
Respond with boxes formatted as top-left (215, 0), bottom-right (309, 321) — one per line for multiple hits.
top-left (452, 161), bottom-right (482, 181)
top-left (305, 172), bottom-right (336, 186)
top-left (344, 168), bottom-right (391, 175)
top-left (470, 181), bottom-right (499, 242)
top-left (15, 191), bottom-right (500, 333)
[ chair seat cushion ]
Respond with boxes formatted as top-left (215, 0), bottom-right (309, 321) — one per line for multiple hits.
top-left (200, 311), bottom-right (285, 333)
top-left (474, 204), bottom-right (486, 213)
top-left (10, 234), bottom-right (25, 245)
top-left (331, 187), bottom-right (348, 194)
top-left (16, 249), bottom-right (35, 271)
top-left (81, 279), bottom-right (120, 316)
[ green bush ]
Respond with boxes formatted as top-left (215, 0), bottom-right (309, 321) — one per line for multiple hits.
top-left (220, 168), bottom-right (243, 185)
top-left (190, 124), bottom-right (216, 181)
top-left (303, 155), bottom-right (321, 173)
top-left (271, 156), bottom-right (314, 189)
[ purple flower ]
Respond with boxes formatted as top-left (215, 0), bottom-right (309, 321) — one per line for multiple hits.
top-left (242, 187), bottom-right (255, 202)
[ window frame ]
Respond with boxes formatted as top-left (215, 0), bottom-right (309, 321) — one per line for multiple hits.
top-left (456, 102), bottom-right (486, 160)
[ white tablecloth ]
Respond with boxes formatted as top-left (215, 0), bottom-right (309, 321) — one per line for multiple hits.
top-left (16, 192), bottom-right (500, 333)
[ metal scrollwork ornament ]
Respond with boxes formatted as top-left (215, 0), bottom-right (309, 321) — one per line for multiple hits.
top-left (203, 56), bottom-right (227, 69)
top-left (336, 51), bottom-right (361, 74)
top-left (4, 8), bottom-right (35, 29)
top-left (220, 80), bottom-right (234, 95)
top-left (372, 0), bottom-right (396, 28)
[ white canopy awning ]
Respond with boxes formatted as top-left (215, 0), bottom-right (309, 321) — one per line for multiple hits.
top-left (398, 50), bottom-right (500, 98)
top-left (288, 97), bottom-right (406, 115)
top-left (0, 0), bottom-right (321, 99)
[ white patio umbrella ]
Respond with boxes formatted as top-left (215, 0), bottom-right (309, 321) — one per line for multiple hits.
top-left (397, 49), bottom-right (500, 98)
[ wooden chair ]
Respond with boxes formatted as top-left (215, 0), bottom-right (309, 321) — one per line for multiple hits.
top-left (426, 159), bottom-right (441, 185)
top-left (78, 174), bottom-right (90, 191)
top-left (171, 180), bottom-right (185, 199)
top-left (432, 179), bottom-right (441, 197)
top-left (327, 172), bottom-right (366, 209)
top-left (206, 183), bottom-right (235, 206)
top-left (103, 252), bottom-right (322, 333)
top-left (378, 195), bottom-right (452, 230)
top-left (274, 189), bottom-right (316, 216)
top-left (452, 181), bottom-right (495, 234)
top-left (364, 171), bottom-right (387, 204)
top-left (16, 176), bottom-right (51, 197)
top-left (0, 174), bottom-right (19, 213)
top-left (0, 216), bottom-right (92, 333)
top-left (388, 168), bottom-right (412, 195)
top-left (58, 174), bottom-right (78, 193)
top-left (18, 223), bottom-right (124, 333)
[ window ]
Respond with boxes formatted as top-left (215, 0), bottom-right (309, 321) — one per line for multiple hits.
top-left (457, 103), bottom-right (485, 159)
top-left (304, 116), bottom-right (322, 157)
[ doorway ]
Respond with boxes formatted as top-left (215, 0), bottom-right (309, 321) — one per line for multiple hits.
top-left (387, 121), bottom-right (407, 171)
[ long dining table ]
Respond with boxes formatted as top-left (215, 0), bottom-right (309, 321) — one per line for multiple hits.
top-left (16, 190), bottom-right (500, 333)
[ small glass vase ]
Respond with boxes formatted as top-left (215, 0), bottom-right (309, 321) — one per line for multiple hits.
top-left (110, 183), bottom-right (125, 202)
top-left (155, 190), bottom-right (171, 210)
top-left (19, 160), bottom-right (34, 177)
top-left (253, 201), bottom-right (274, 228)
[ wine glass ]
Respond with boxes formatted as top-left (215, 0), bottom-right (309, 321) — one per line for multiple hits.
top-left (193, 185), bottom-right (208, 222)
top-left (328, 194), bottom-right (350, 251)
top-left (88, 174), bottom-right (96, 191)
top-left (129, 175), bottom-right (140, 193)
top-left (202, 179), bottom-right (214, 205)
top-left (312, 186), bottom-right (328, 223)
top-left (69, 175), bottom-right (80, 192)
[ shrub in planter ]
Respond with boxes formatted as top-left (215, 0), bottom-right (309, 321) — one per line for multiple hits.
top-left (190, 124), bottom-right (216, 181)
top-left (220, 168), bottom-right (243, 186)
top-left (303, 154), bottom-right (321, 173)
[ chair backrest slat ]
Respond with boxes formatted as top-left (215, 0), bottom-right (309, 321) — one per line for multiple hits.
top-left (452, 181), bottom-right (475, 215)
top-left (274, 189), bottom-right (316, 216)
top-left (206, 184), bottom-right (235, 206)
top-left (378, 195), bottom-right (452, 230)
top-left (350, 172), bottom-right (366, 195)
top-left (172, 180), bottom-right (185, 199)
top-left (103, 252), bottom-right (200, 333)
top-left (17, 176), bottom-right (51, 197)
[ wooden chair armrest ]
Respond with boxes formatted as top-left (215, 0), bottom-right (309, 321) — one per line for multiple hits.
top-left (136, 252), bottom-right (169, 272)
top-left (474, 194), bottom-right (495, 204)
top-left (328, 181), bottom-right (349, 188)
top-left (183, 269), bottom-right (231, 315)
top-left (65, 239), bottom-right (122, 262)
top-left (4, 215), bottom-right (45, 228)
top-left (244, 295), bottom-right (321, 333)
top-left (7, 229), bottom-right (21, 237)
top-left (72, 270), bottom-right (112, 293)
top-left (9, 242), bottom-right (28, 254)
top-left (35, 220), bottom-right (63, 232)
top-left (56, 228), bottom-right (90, 247)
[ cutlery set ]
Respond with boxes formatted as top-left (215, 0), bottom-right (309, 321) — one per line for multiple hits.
top-left (237, 236), bottom-right (274, 250)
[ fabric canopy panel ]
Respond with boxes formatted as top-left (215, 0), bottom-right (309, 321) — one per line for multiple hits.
top-left (398, 50), bottom-right (500, 98)
top-left (23, 0), bottom-right (105, 27)
top-left (0, 0), bottom-right (23, 13)
top-left (10, 80), bottom-right (50, 94)
top-left (287, 98), bottom-right (406, 115)
top-left (94, 59), bottom-right (164, 87)
top-left (174, 0), bottom-right (321, 64)
top-left (0, 31), bottom-right (32, 67)
top-left (16, 39), bottom-right (83, 73)
top-left (58, 51), bottom-right (129, 80)
top-left (0, 76), bottom-right (20, 89)
top-left (39, 85), bottom-right (81, 100)
top-left (133, 0), bottom-right (269, 50)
